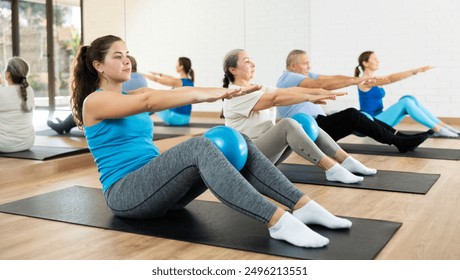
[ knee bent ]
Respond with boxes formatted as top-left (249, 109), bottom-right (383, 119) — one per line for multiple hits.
top-left (290, 113), bottom-right (319, 141)
top-left (399, 95), bottom-right (417, 102)
top-left (397, 96), bottom-right (417, 108)
top-left (203, 126), bottom-right (248, 171)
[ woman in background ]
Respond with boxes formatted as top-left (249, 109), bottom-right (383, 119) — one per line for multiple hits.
top-left (144, 57), bottom-right (194, 126)
top-left (0, 57), bottom-right (35, 153)
top-left (355, 51), bottom-right (458, 137)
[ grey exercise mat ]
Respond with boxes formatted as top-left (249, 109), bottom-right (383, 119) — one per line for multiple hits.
top-left (339, 143), bottom-right (460, 160)
top-left (0, 186), bottom-right (401, 260)
top-left (400, 130), bottom-right (460, 139)
top-left (278, 163), bottom-right (439, 194)
top-left (154, 121), bottom-right (222, 128)
top-left (0, 146), bottom-right (89, 160)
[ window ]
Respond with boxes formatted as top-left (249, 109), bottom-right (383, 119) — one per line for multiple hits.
top-left (0, 1), bottom-right (13, 73)
top-left (53, 0), bottom-right (82, 108)
top-left (2, 0), bottom-right (81, 109)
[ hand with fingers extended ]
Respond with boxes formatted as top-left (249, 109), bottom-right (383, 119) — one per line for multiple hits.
top-left (241, 84), bottom-right (263, 94)
top-left (309, 92), bottom-right (345, 104)
top-left (317, 89), bottom-right (347, 97)
top-left (415, 65), bottom-right (434, 74)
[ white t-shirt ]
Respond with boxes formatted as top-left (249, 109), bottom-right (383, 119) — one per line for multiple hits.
top-left (223, 84), bottom-right (277, 139)
top-left (0, 85), bottom-right (35, 152)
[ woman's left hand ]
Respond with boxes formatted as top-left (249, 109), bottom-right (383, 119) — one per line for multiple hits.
top-left (417, 65), bottom-right (434, 74)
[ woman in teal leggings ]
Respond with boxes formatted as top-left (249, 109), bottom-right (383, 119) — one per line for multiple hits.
top-left (355, 51), bottom-right (459, 137)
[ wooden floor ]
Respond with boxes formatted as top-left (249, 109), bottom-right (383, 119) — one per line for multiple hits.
top-left (0, 114), bottom-right (459, 260)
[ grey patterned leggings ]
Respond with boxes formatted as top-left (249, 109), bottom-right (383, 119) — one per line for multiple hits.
top-left (253, 118), bottom-right (341, 166)
top-left (104, 135), bottom-right (304, 224)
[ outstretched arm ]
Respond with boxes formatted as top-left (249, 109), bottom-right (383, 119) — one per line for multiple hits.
top-left (299, 74), bottom-right (370, 90)
top-left (252, 87), bottom-right (346, 111)
top-left (84, 85), bottom-right (261, 126)
top-left (365, 66), bottom-right (434, 87)
top-left (143, 72), bottom-right (183, 87)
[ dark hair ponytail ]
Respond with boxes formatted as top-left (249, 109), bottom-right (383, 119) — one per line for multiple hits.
top-left (71, 35), bottom-right (123, 127)
top-left (20, 78), bottom-right (30, 112)
top-left (354, 65), bottom-right (361, 78)
top-left (189, 68), bottom-right (195, 82)
top-left (222, 75), bottom-right (231, 88)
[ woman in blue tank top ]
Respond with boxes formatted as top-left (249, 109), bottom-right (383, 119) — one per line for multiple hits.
top-left (144, 57), bottom-right (194, 126)
top-left (70, 35), bottom-right (353, 249)
top-left (355, 51), bottom-right (458, 137)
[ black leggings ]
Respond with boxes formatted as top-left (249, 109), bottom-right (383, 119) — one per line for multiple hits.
top-left (316, 108), bottom-right (397, 143)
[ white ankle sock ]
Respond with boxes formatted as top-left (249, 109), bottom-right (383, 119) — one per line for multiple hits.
top-left (293, 200), bottom-right (352, 229)
top-left (434, 127), bottom-right (458, 137)
top-left (325, 163), bottom-right (364, 183)
top-left (269, 212), bottom-right (329, 248)
top-left (341, 156), bottom-right (377, 175)
top-left (444, 125), bottom-right (460, 135)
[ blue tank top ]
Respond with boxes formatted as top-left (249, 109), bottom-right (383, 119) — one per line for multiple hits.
top-left (170, 78), bottom-right (193, 115)
top-left (84, 102), bottom-right (160, 192)
top-left (358, 86), bottom-right (386, 116)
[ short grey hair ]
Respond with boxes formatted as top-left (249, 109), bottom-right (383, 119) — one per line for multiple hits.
top-left (286, 49), bottom-right (306, 69)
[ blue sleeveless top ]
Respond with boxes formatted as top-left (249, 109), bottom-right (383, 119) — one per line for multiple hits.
top-left (84, 92), bottom-right (160, 192)
top-left (170, 78), bottom-right (193, 115)
top-left (358, 86), bottom-right (386, 116)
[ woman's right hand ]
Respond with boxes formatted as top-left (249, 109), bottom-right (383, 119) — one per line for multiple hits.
top-left (196, 85), bottom-right (262, 103)
top-left (199, 88), bottom-right (245, 102)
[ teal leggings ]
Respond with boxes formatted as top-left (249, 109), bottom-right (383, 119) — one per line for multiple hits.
top-left (157, 110), bottom-right (191, 126)
top-left (376, 95), bottom-right (440, 129)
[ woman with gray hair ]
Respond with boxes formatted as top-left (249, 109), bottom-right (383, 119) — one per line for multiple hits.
top-left (0, 57), bottom-right (35, 153)
top-left (222, 49), bottom-right (377, 184)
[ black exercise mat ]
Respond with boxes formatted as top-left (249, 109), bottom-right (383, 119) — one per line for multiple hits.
top-left (0, 186), bottom-right (401, 260)
top-left (339, 143), bottom-right (460, 160)
top-left (154, 121), bottom-right (222, 128)
top-left (400, 130), bottom-right (460, 139)
top-left (36, 129), bottom-right (182, 141)
top-left (36, 129), bottom-right (85, 137)
top-left (278, 163), bottom-right (439, 194)
top-left (0, 146), bottom-right (89, 160)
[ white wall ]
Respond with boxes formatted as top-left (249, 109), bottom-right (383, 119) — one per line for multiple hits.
top-left (83, 0), bottom-right (126, 43)
top-left (309, 0), bottom-right (460, 117)
top-left (83, 0), bottom-right (460, 117)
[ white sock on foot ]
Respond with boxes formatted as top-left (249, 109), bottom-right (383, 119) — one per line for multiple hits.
top-left (434, 127), bottom-right (458, 137)
top-left (325, 163), bottom-right (364, 184)
top-left (293, 200), bottom-right (352, 229)
top-left (341, 156), bottom-right (377, 175)
top-left (444, 125), bottom-right (460, 135)
top-left (269, 212), bottom-right (329, 248)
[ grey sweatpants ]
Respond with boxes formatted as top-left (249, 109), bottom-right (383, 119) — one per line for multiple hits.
top-left (104, 135), bottom-right (304, 224)
top-left (253, 118), bottom-right (341, 166)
